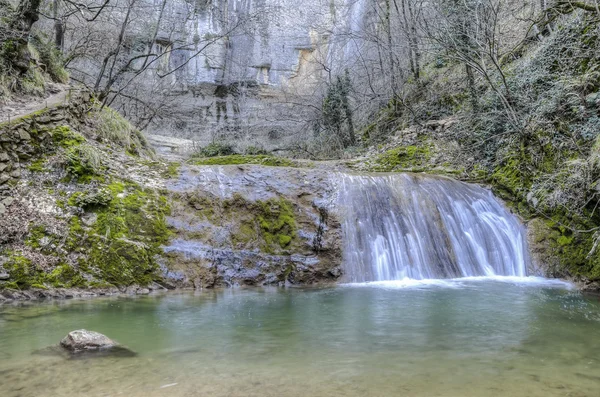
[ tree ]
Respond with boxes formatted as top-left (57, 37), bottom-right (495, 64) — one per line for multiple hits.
top-left (320, 69), bottom-right (355, 148)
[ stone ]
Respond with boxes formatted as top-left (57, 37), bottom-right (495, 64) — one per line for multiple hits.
top-left (136, 288), bottom-right (150, 295)
top-left (18, 130), bottom-right (31, 141)
top-left (9, 169), bottom-right (20, 178)
top-left (0, 163), bottom-right (8, 172)
top-left (60, 329), bottom-right (117, 352)
top-left (3, 197), bottom-right (16, 207)
top-left (0, 273), bottom-right (9, 280)
top-left (585, 92), bottom-right (599, 107)
top-left (0, 202), bottom-right (5, 215)
top-left (0, 152), bottom-right (9, 161)
top-left (0, 173), bottom-right (8, 184)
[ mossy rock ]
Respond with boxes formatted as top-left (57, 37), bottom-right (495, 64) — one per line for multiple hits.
top-left (190, 154), bottom-right (297, 167)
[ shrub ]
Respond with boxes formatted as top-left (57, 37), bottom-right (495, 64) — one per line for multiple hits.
top-left (194, 142), bottom-right (237, 157)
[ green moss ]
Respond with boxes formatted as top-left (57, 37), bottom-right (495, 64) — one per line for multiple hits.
top-left (64, 144), bottom-right (104, 183)
top-left (51, 125), bottom-right (85, 148)
top-left (75, 180), bottom-right (172, 287)
top-left (165, 162), bottom-right (180, 178)
top-left (25, 225), bottom-right (47, 249)
top-left (0, 253), bottom-right (84, 290)
top-left (255, 198), bottom-right (297, 252)
top-left (68, 188), bottom-right (112, 209)
top-left (190, 154), bottom-right (297, 167)
top-left (46, 264), bottom-right (87, 288)
top-left (28, 158), bottom-right (47, 172)
top-left (367, 145), bottom-right (433, 172)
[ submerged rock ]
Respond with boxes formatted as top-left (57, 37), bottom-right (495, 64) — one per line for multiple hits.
top-left (60, 329), bottom-right (118, 352)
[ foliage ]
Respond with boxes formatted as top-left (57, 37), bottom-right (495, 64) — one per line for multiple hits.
top-left (193, 142), bottom-right (237, 157)
top-left (96, 106), bottom-right (149, 155)
top-left (30, 35), bottom-right (69, 83)
top-left (318, 69), bottom-right (356, 149)
top-left (65, 144), bottom-right (104, 182)
top-left (190, 154), bottom-right (296, 167)
top-left (244, 145), bottom-right (269, 155)
top-left (367, 145), bottom-right (433, 172)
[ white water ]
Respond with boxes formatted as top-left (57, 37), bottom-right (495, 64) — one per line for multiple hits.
top-left (336, 173), bottom-right (530, 282)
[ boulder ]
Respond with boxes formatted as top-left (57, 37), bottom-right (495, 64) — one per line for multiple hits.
top-left (60, 329), bottom-right (117, 352)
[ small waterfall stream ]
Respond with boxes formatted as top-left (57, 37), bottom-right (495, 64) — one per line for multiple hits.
top-left (336, 173), bottom-right (529, 282)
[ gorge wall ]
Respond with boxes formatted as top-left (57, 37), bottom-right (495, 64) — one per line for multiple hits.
top-left (144, 0), bottom-right (373, 145)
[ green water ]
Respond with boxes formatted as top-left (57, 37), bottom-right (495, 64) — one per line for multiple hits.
top-left (1, 279), bottom-right (600, 397)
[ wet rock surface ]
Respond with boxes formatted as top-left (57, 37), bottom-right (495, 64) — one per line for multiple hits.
top-left (164, 164), bottom-right (343, 288)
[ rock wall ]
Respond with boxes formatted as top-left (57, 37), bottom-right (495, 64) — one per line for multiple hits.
top-left (0, 90), bottom-right (92, 212)
top-left (144, 0), bottom-right (374, 144)
top-left (163, 164), bottom-right (343, 288)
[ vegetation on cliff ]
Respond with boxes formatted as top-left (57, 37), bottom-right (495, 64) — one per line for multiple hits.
top-left (0, 97), bottom-right (172, 292)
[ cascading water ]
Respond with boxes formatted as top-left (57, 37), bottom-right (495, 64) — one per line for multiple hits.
top-left (336, 173), bottom-right (529, 282)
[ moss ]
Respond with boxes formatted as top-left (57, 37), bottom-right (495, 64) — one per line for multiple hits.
top-left (75, 180), bottom-right (172, 287)
top-left (367, 145), bottom-right (433, 172)
top-left (46, 264), bottom-right (87, 288)
top-left (64, 144), bottom-right (104, 183)
top-left (0, 253), bottom-right (82, 289)
top-left (28, 158), bottom-right (47, 172)
top-left (68, 188), bottom-right (112, 209)
top-left (51, 126), bottom-right (85, 148)
top-left (190, 154), bottom-right (297, 167)
top-left (165, 161), bottom-right (180, 178)
top-left (25, 225), bottom-right (48, 249)
top-left (255, 198), bottom-right (297, 252)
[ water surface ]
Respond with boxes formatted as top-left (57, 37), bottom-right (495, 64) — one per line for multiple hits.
top-left (1, 279), bottom-right (599, 397)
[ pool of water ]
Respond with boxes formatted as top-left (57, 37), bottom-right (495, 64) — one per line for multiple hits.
top-left (1, 278), bottom-right (600, 397)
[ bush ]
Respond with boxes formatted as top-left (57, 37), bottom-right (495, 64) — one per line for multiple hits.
top-left (195, 142), bottom-right (237, 157)
top-left (31, 36), bottom-right (69, 84)
top-left (244, 145), bottom-right (268, 155)
top-left (96, 107), bottom-right (149, 155)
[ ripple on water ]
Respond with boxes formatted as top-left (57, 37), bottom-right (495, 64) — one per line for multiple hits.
top-left (0, 285), bottom-right (599, 397)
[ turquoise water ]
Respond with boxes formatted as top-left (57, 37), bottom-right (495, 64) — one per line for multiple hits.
top-left (1, 278), bottom-right (600, 396)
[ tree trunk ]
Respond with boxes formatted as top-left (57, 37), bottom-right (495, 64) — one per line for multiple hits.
top-left (53, 0), bottom-right (64, 51)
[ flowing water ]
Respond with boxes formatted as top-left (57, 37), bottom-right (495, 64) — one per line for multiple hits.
top-left (1, 281), bottom-right (600, 397)
top-left (336, 174), bottom-right (529, 282)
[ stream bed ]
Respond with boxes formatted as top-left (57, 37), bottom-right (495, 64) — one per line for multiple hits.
top-left (1, 278), bottom-right (599, 397)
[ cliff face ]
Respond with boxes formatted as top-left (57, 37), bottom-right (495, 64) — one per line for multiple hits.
top-left (146, 0), bottom-right (372, 144)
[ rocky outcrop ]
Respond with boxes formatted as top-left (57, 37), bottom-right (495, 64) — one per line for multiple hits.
top-left (164, 164), bottom-right (343, 288)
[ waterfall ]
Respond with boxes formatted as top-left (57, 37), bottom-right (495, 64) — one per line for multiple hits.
top-left (336, 173), bottom-right (529, 282)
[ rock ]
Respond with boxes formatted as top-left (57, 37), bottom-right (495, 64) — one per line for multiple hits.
top-left (60, 329), bottom-right (117, 352)
top-left (136, 288), bottom-right (150, 295)
top-left (18, 130), bottom-right (31, 141)
top-left (1, 197), bottom-right (14, 207)
top-left (0, 173), bottom-right (9, 184)
top-left (0, 273), bottom-right (9, 280)
top-left (0, 202), bottom-right (5, 215)
top-left (585, 92), bottom-right (599, 107)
